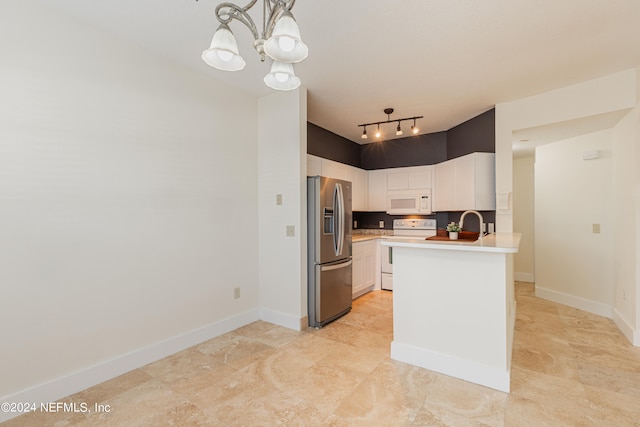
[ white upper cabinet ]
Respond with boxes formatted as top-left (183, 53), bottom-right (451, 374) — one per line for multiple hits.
top-left (387, 166), bottom-right (433, 191)
top-left (354, 168), bottom-right (369, 212)
top-left (309, 155), bottom-right (369, 211)
top-left (367, 169), bottom-right (387, 211)
top-left (321, 157), bottom-right (348, 180)
top-left (307, 154), bottom-right (322, 176)
top-left (434, 152), bottom-right (495, 212)
top-left (309, 153), bottom-right (493, 213)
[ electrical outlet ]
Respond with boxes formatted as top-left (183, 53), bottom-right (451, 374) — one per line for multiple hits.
top-left (622, 289), bottom-right (626, 301)
top-left (234, 287), bottom-right (241, 299)
top-left (286, 225), bottom-right (295, 237)
top-left (354, 220), bottom-right (358, 228)
top-left (276, 194), bottom-right (282, 205)
top-left (379, 220), bottom-right (384, 228)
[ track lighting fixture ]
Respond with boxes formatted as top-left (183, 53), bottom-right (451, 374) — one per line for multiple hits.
top-left (199, 0), bottom-right (307, 91)
top-left (358, 108), bottom-right (423, 141)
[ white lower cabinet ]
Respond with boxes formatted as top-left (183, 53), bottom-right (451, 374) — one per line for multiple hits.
top-left (352, 239), bottom-right (379, 298)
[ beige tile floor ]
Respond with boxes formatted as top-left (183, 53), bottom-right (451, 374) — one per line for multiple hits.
top-left (4, 282), bottom-right (640, 426)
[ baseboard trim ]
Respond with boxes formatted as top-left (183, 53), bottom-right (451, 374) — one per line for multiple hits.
top-left (259, 307), bottom-right (306, 331)
top-left (0, 309), bottom-right (259, 423)
top-left (612, 308), bottom-right (639, 346)
top-left (514, 272), bottom-right (535, 282)
top-left (390, 341), bottom-right (510, 393)
top-left (535, 286), bottom-right (613, 318)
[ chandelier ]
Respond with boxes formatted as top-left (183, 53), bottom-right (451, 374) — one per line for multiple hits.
top-left (198, 0), bottom-right (308, 91)
top-left (358, 108), bottom-right (424, 140)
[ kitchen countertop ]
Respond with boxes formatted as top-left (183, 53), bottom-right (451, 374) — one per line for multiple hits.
top-left (382, 232), bottom-right (521, 253)
top-left (352, 234), bottom-right (382, 242)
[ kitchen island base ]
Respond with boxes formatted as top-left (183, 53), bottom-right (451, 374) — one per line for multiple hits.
top-left (383, 233), bottom-right (520, 393)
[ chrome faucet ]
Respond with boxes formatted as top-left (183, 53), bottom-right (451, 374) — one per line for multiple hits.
top-left (459, 210), bottom-right (484, 236)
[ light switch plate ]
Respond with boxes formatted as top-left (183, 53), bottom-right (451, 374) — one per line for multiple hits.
top-left (286, 225), bottom-right (295, 237)
top-left (276, 194), bottom-right (282, 205)
top-left (592, 223), bottom-right (600, 234)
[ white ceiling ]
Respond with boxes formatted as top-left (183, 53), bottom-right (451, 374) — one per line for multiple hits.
top-left (39, 0), bottom-right (640, 145)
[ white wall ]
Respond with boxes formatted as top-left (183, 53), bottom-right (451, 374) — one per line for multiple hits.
top-left (534, 130), bottom-right (614, 314)
top-left (0, 1), bottom-right (259, 410)
top-left (612, 100), bottom-right (640, 344)
top-left (496, 69), bottom-right (638, 345)
top-left (495, 69), bottom-right (637, 233)
top-left (512, 156), bottom-right (535, 282)
top-left (258, 89), bottom-right (308, 330)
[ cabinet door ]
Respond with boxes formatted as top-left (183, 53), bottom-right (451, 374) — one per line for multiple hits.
top-left (355, 168), bottom-right (369, 212)
top-left (321, 158), bottom-right (347, 180)
top-left (408, 166), bottom-right (432, 189)
top-left (352, 240), bottom-right (377, 298)
top-left (455, 154), bottom-right (476, 210)
top-left (352, 246), bottom-right (364, 297)
top-left (362, 245), bottom-right (375, 287)
top-left (307, 154), bottom-right (322, 177)
top-left (387, 171), bottom-right (409, 191)
top-left (368, 169), bottom-right (387, 211)
top-left (473, 153), bottom-right (496, 210)
top-left (434, 160), bottom-right (455, 212)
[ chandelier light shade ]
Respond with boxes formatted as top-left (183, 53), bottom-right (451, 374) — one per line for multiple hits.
top-left (264, 61), bottom-right (300, 90)
top-left (198, 0), bottom-right (307, 90)
top-left (358, 108), bottom-right (423, 141)
top-left (201, 24), bottom-right (246, 71)
top-left (263, 10), bottom-right (308, 63)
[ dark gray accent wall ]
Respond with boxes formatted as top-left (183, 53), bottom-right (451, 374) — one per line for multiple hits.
top-left (360, 132), bottom-right (448, 170)
top-left (446, 109), bottom-right (495, 159)
top-left (307, 123), bottom-right (361, 168)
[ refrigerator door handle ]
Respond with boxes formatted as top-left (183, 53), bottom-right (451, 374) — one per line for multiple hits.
top-left (332, 182), bottom-right (345, 256)
top-left (320, 259), bottom-right (352, 272)
top-left (337, 183), bottom-right (345, 255)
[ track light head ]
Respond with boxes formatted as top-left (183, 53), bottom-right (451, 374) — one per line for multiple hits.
top-left (361, 127), bottom-right (368, 139)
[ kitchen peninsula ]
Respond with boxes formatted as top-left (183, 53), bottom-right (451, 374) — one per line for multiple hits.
top-left (382, 233), bottom-right (521, 392)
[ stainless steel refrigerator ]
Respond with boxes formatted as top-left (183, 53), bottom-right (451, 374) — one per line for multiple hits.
top-left (307, 176), bottom-right (353, 328)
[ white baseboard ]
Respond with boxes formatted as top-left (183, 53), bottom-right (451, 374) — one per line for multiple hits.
top-left (514, 272), bottom-right (535, 282)
top-left (390, 341), bottom-right (510, 393)
top-left (0, 309), bottom-right (259, 423)
top-left (535, 286), bottom-right (613, 319)
top-left (612, 308), bottom-right (640, 346)
top-left (259, 307), bottom-right (307, 331)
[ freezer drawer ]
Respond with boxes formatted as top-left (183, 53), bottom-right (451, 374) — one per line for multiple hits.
top-left (309, 259), bottom-right (352, 328)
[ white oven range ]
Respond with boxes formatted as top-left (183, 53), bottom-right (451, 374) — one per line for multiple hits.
top-left (381, 219), bottom-right (437, 290)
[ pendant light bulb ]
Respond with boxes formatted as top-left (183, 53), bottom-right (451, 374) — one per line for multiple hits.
top-left (412, 119), bottom-right (419, 134)
top-left (396, 122), bottom-right (403, 136)
top-left (375, 124), bottom-right (381, 139)
top-left (361, 127), bottom-right (368, 139)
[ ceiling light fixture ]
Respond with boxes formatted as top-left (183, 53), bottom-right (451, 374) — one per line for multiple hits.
top-left (358, 108), bottom-right (423, 141)
top-left (199, 0), bottom-right (308, 91)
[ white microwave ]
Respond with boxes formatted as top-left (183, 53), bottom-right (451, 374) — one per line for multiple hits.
top-left (386, 189), bottom-right (432, 215)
